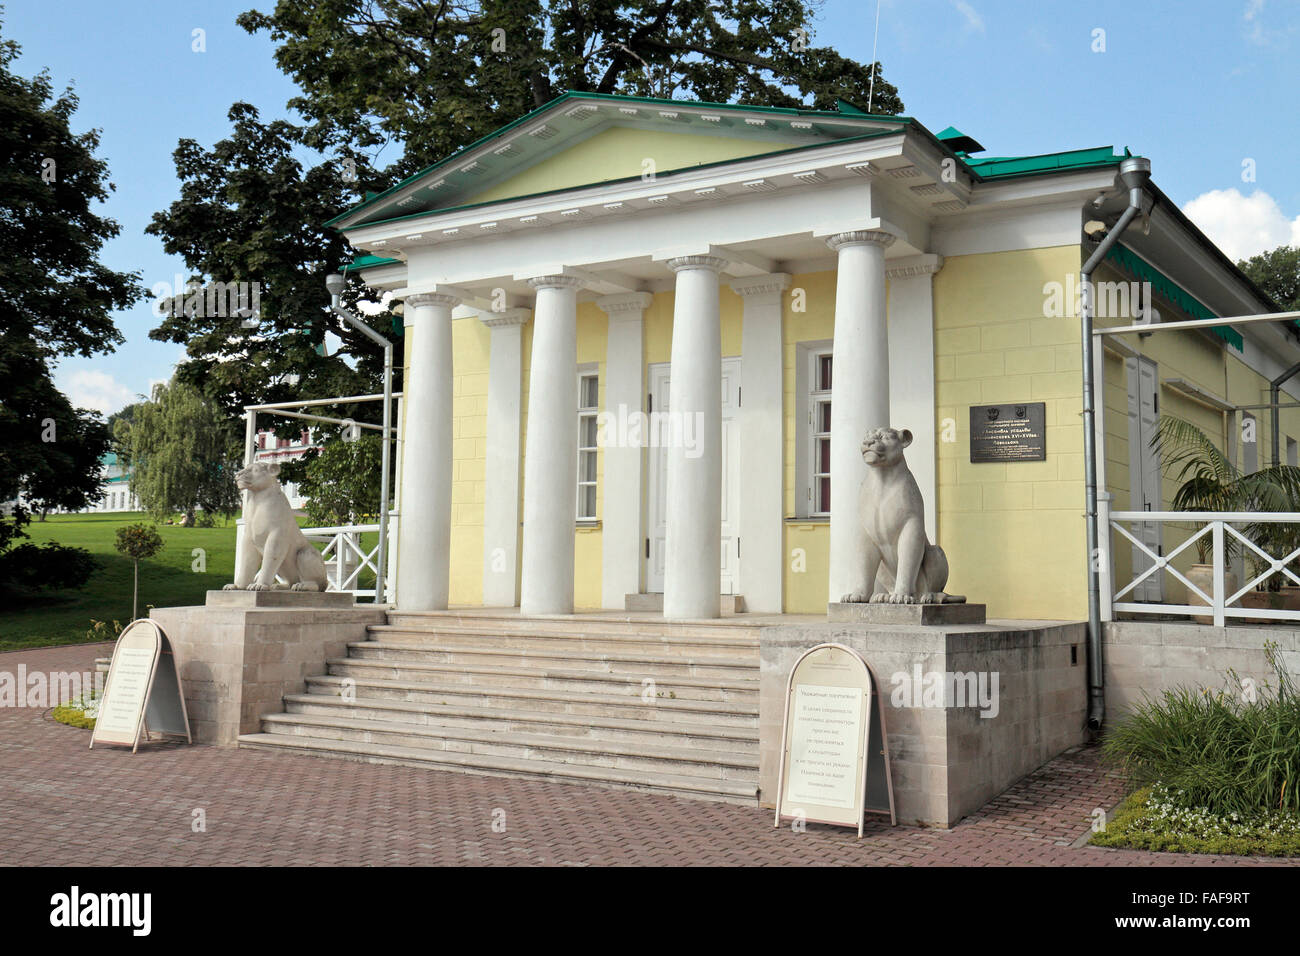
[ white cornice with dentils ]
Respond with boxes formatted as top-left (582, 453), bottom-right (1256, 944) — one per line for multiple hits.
top-left (344, 131), bottom-right (923, 252)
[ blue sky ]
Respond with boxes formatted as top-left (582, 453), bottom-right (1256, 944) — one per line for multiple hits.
top-left (8, 0), bottom-right (1300, 415)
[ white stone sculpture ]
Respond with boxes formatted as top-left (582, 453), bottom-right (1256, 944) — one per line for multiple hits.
top-left (840, 427), bottom-right (965, 605)
top-left (224, 461), bottom-right (329, 592)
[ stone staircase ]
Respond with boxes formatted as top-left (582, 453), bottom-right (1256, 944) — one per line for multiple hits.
top-left (238, 610), bottom-right (762, 804)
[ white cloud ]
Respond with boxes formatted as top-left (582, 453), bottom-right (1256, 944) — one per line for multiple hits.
top-left (1181, 188), bottom-right (1300, 262)
top-left (63, 369), bottom-right (137, 417)
top-left (953, 0), bottom-right (985, 33)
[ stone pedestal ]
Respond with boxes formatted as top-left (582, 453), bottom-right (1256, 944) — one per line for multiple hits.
top-left (827, 602), bottom-right (986, 625)
top-left (150, 591), bottom-right (387, 745)
top-left (760, 620), bottom-right (1086, 827)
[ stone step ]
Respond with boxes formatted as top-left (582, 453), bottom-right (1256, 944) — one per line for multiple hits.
top-left (303, 675), bottom-right (758, 727)
top-left (366, 624), bottom-right (759, 659)
top-left (257, 712), bottom-right (758, 782)
top-left (325, 658), bottom-right (758, 703)
top-left (281, 693), bottom-right (758, 753)
top-left (382, 611), bottom-right (760, 641)
top-left (348, 641), bottom-right (758, 679)
top-left (624, 593), bottom-right (747, 614)
top-left (237, 733), bottom-right (758, 804)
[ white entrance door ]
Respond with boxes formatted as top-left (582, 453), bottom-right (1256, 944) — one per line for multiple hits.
top-left (646, 357), bottom-right (741, 594)
top-left (1126, 356), bottom-right (1163, 602)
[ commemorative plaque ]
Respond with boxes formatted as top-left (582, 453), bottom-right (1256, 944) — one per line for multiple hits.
top-left (774, 643), bottom-right (896, 836)
top-left (969, 402), bottom-right (1046, 463)
top-left (90, 619), bottom-right (192, 752)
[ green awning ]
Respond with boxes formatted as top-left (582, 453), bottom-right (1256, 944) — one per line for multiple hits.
top-left (1105, 243), bottom-right (1243, 351)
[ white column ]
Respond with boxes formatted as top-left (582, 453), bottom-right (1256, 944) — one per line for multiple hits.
top-left (481, 308), bottom-right (529, 607)
top-left (396, 291), bottom-right (460, 611)
top-left (664, 255), bottom-right (727, 620)
top-left (520, 276), bottom-right (584, 615)
top-left (886, 255), bottom-right (943, 535)
top-left (826, 230), bottom-right (895, 605)
top-left (731, 273), bottom-right (790, 614)
top-left (387, 395), bottom-right (404, 605)
top-left (598, 292), bottom-right (652, 609)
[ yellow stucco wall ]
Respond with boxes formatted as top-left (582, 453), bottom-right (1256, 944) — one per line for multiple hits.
top-left (415, 245), bottom-right (1289, 620)
top-left (933, 247), bottom-right (1089, 620)
top-left (465, 126), bottom-right (788, 206)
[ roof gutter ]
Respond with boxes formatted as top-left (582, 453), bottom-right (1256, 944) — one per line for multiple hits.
top-left (1081, 155), bottom-right (1152, 731)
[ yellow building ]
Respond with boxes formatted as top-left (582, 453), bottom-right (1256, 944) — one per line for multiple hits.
top-left (330, 91), bottom-right (1298, 622)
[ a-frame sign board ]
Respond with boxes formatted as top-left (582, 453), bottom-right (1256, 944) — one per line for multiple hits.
top-left (774, 643), bottom-right (896, 837)
top-left (90, 619), bottom-right (192, 753)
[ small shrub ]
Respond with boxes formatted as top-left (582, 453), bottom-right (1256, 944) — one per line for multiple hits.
top-left (1102, 643), bottom-right (1300, 816)
top-left (0, 541), bottom-right (99, 591)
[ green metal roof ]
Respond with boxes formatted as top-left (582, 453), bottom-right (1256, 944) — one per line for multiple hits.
top-left (967, 145), bottom-right (1130, 179)
top-left (342, 255), bottom-right (400, 272)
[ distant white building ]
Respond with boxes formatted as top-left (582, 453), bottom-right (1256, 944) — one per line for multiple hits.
top-left (88, 453), bottom-right (140, 513)
top-left (79, 428), bottom-right (319, 515)
top-left (251, 428), bottom-right (319, 510)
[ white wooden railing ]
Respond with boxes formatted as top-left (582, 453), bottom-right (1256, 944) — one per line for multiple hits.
top-left (302, 523), bottom-right (391, 599)
top-left (1108, 510), bottom-right (1300, 625)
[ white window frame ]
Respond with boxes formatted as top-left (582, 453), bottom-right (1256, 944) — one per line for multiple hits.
top-left (577, 366), bottom-right (599, 521)
top-left (794, 340), bottom-right (833, 519)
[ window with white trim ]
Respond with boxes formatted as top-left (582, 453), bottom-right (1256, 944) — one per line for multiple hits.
top-left (795, 342), bottom-right (833, 518)
top-left (577, 370), bottom-right (599, 520)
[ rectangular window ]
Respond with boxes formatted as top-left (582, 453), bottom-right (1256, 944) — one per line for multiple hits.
top-left (811, 351), bottom-right (833, 516)
top-left (577, 371), bottom-right (599, 520)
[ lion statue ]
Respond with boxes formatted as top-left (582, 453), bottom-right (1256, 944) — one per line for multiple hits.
top-left (223, 461), bottom-right (329, 592)
top-left (840, 427), bottom-right (964, 605)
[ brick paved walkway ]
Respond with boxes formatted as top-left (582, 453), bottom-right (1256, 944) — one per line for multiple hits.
top-left (2, 642), bottom-right (1295, 866)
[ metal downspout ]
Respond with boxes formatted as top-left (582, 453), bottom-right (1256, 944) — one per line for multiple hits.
top-left (1082, 157), bottom-right (1152, 730)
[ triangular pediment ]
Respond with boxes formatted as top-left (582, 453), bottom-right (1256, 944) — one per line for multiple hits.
top-left (329, 92), bottom-right (906, 229)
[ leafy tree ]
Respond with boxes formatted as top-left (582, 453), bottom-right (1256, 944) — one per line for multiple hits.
top-left (114, 379), bottom-right (241, 525)
top-left (1239, 245), bottom-right (1300, 313)
top-left (114, 523), bottom-right (164, 619)
top-left (145, 104), bottom-right (391, 422)
top-left (149, 2), bottom-right (901, 417)
top-left (236, 0), bottom-right (903, 168)
top-left (281, 432), bottom-right (388, 525)
top-left (0, 16), bottom-right (143, 556)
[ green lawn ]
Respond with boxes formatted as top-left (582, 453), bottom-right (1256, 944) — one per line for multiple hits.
top-left (1, 511), bottom-right (381, 651)
top-left (1, 512), bottom-right (237, 650)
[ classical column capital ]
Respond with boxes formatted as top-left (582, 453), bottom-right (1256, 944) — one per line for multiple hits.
top-left (479, 307), bottom-right (531, 329)
top-left (596, 292), bottom-right (654, 316)
top-left (824, 230), bottom-right (897, 253)
top-left (405, 291), bottom-right (462, 309)
top-left (885, 254), bottom-right (945, 280)
top-left (729, 273), bottom-right (792, 297)
top-left (665, 254), bottom-right (729, 275)
top-left (527, 274), bottom-right (585, 291)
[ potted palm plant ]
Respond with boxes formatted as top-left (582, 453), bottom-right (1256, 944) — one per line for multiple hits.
top-left (1155, 417), bottom-right (1246, 621)
top-left (1157, 416), bottom-right (1300, 620)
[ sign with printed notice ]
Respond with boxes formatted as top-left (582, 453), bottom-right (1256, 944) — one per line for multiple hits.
top-left (969, 402), bottom-right (1047, 462)
top-left (90, 619), bottom-right (191, 752)
top-left (774, 643), bottom-right (895, 837)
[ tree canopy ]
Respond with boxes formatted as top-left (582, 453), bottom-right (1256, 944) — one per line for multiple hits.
top-left (0, 17), bottom-right (143, 554)
top-left (1239, 244), bottom-right (1300, 313)
top-left (114, 379), bottom-right (241, 524)
top-left (148, 1), bottom-right (902, 414)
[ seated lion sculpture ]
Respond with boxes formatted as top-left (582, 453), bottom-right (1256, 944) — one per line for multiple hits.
top-left (840, 427), bottom-right (964, 605)
top-left (224, 461), bottom-right (329, 592)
